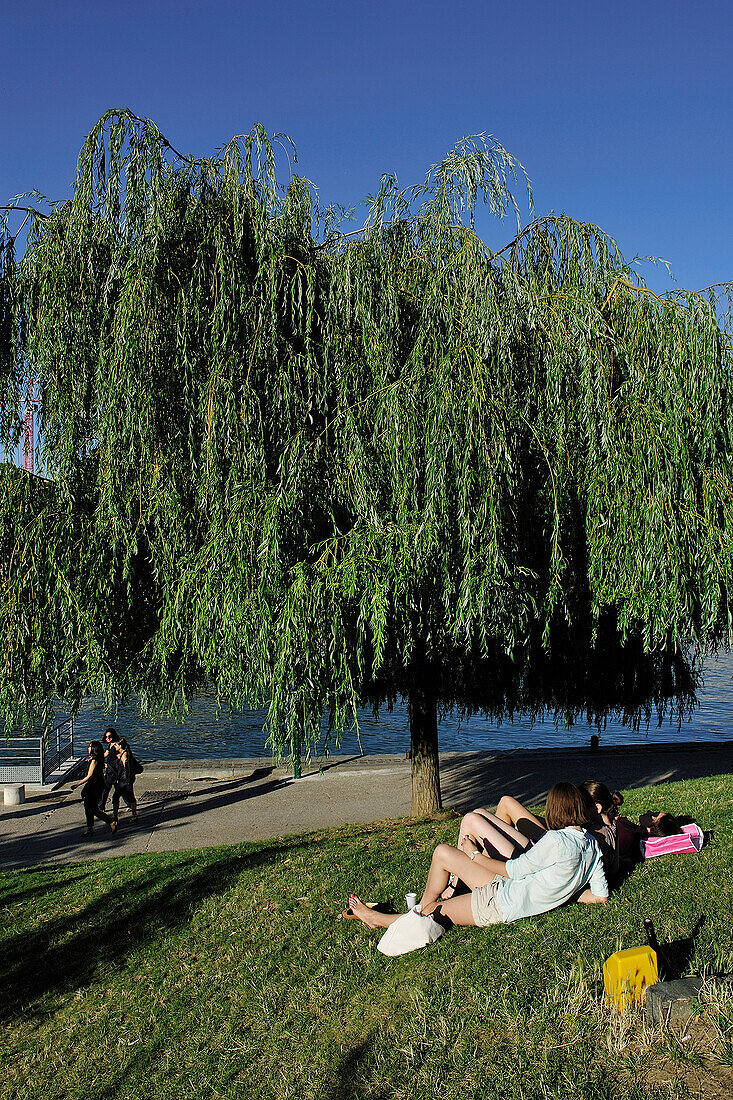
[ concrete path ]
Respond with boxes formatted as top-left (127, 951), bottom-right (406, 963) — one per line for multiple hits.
top-left (2, 740), bottom-right (733, 870)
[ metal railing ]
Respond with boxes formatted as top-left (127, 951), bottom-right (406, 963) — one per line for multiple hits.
top-left (43, 717), bottom-right (76, 779)
top-left (0, 717), bottom-right (75, 785)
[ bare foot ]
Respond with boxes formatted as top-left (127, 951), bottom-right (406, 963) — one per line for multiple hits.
top-left (348, 895), bottom-right (383, 929)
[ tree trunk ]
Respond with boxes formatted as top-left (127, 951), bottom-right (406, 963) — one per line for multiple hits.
top-left (408, 685), bottom-right (442, 816)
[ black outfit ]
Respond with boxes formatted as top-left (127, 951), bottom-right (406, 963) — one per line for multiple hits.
top-left (112, 778), bottom-right (136, 818)
top-left (99, 752), bottom-right (123, 811)
top-left (111, 752), bottom-right (137, 820)
top-left (81, 762), bottom-right (113, 830)
top-left (517, 815), bottom-right (547, 844)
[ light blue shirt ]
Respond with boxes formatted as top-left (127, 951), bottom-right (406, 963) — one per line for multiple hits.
top-left (496, 827), bottom-right (608, 923)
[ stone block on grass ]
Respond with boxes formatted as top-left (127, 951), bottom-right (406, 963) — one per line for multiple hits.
top-left (646, 975), bottom-right (733, 1026)
top-left (646, 979), bottom-right (703, 1026)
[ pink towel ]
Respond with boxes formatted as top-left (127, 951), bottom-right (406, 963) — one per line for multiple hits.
top-left (640, 823), bottom-right (704, 859)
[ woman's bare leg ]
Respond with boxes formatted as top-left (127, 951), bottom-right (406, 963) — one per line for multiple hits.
top-left (442, 823), bottom-right (479, 898)
top-left (459, 812), bottom-right (527, 859)
top-left (420, 843), bottom-right (505, 911)
top-left (441, 811), bottom-right (529, 898)
top-left (349, 890), bottom-right (477, 929)
top-left (479, 811), bottom-right (532, 849)
top-left (349, 896), bottom-right (402, 929)
top-left (349, 842), bottom-right (504, 930)
top-left (424, 891), bottom-right (476, 926)
top-left (495, 795), bottom-right (546, 834)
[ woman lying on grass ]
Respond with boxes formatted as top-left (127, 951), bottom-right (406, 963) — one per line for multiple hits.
top-left (350, 783), bottom-right (608, 932)
top-left (612, 793), bottom-right (697, 861)
top-left (441, 779), bottom-right (619, 899)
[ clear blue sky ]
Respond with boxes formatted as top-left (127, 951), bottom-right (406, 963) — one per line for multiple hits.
top-left (2, 0), bottom-right (731, 292)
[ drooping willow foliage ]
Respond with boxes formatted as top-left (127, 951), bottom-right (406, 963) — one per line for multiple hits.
top-left (1, 110), bottom-right (732, 806)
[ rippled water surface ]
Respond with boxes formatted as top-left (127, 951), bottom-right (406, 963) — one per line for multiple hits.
top-left (71, 653), bottom-right (733, 761)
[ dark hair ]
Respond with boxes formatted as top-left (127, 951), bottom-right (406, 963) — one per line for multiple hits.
top-left (545, 782), bottom-right (589, 830)
top-left (580, 780), bottom-right (617, 819)
top-left (611, 790), bottom-right (624, 809)
top-left (650, 813), bottom-right (681, 837)
top-left (117, 739), bottom-right (129, 753)
top-left (88, 740), bottom-right (105, 762)
top-left (104, 727), bottom-right (118, 740)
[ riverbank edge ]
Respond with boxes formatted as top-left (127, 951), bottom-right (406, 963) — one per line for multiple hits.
top-left (22, 736), bottom-right (733, 792)
top-left (133, 736), bottom-right (733, 779)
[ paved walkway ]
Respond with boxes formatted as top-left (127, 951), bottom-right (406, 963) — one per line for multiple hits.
top-left (2, 740), bottom-right (733, 870)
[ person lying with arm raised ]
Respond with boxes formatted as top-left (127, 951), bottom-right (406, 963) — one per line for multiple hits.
top-left (350, 782), bottom-right (608, 933)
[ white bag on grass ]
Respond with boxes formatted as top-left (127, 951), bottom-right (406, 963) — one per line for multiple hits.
top-left (377, 906), bottom-right (446, 956)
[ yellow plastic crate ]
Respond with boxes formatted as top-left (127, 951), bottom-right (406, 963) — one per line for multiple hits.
top-left (603, 946), bottom-right (658, 1010)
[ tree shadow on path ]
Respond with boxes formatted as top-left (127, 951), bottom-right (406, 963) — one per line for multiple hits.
top-left (440, 743), bottom-right (733, 814)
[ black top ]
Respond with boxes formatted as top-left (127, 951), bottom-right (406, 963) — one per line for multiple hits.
top-left (104, 752), bottom-right (124, 785)
top-left (83, 759), bottom-right (105, 798)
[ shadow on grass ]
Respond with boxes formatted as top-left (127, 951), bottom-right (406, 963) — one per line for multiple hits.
top-left (325, 1033), bottom-right (390, 1100)
top-left (0, 866), bottom-right (101, 908)
top-left (658, 915), bottom-right (706, 980)
top-left (0, 835), bottom-right (322, 1026)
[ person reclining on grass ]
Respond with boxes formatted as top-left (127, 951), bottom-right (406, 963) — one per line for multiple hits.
top-left (441, 779), bottom-right (619, 898)
top-left (349, 782), bottom-right (608, 932)
top-left (610, 793), bottom-right (696, 861)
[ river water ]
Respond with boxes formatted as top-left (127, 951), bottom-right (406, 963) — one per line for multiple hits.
top-left (69, 652), bottom-right (733, 761)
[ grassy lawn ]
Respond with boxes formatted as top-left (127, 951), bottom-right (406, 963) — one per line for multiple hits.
top-left (2, 774), bottom-right (733, 1100)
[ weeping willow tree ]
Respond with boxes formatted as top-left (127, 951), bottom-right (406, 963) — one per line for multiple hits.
top-left (1, 109), bottom-right (733, 814)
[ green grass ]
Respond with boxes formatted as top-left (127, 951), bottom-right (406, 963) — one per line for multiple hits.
top-left (2, 774), bottom-right (733, 1100)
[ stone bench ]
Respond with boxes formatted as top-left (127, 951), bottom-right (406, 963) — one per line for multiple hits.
top-left (3, 783), bottom-right (25, 806)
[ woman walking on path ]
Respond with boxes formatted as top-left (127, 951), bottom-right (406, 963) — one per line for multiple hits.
top-left (71, 742), bottom-right (118, 837)
top-left (112, 738), bottom-right (138, 822)
top-left (98, 727), bottom-right (122, 813)
top-left (350, 783), bottom-right (607, 932)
